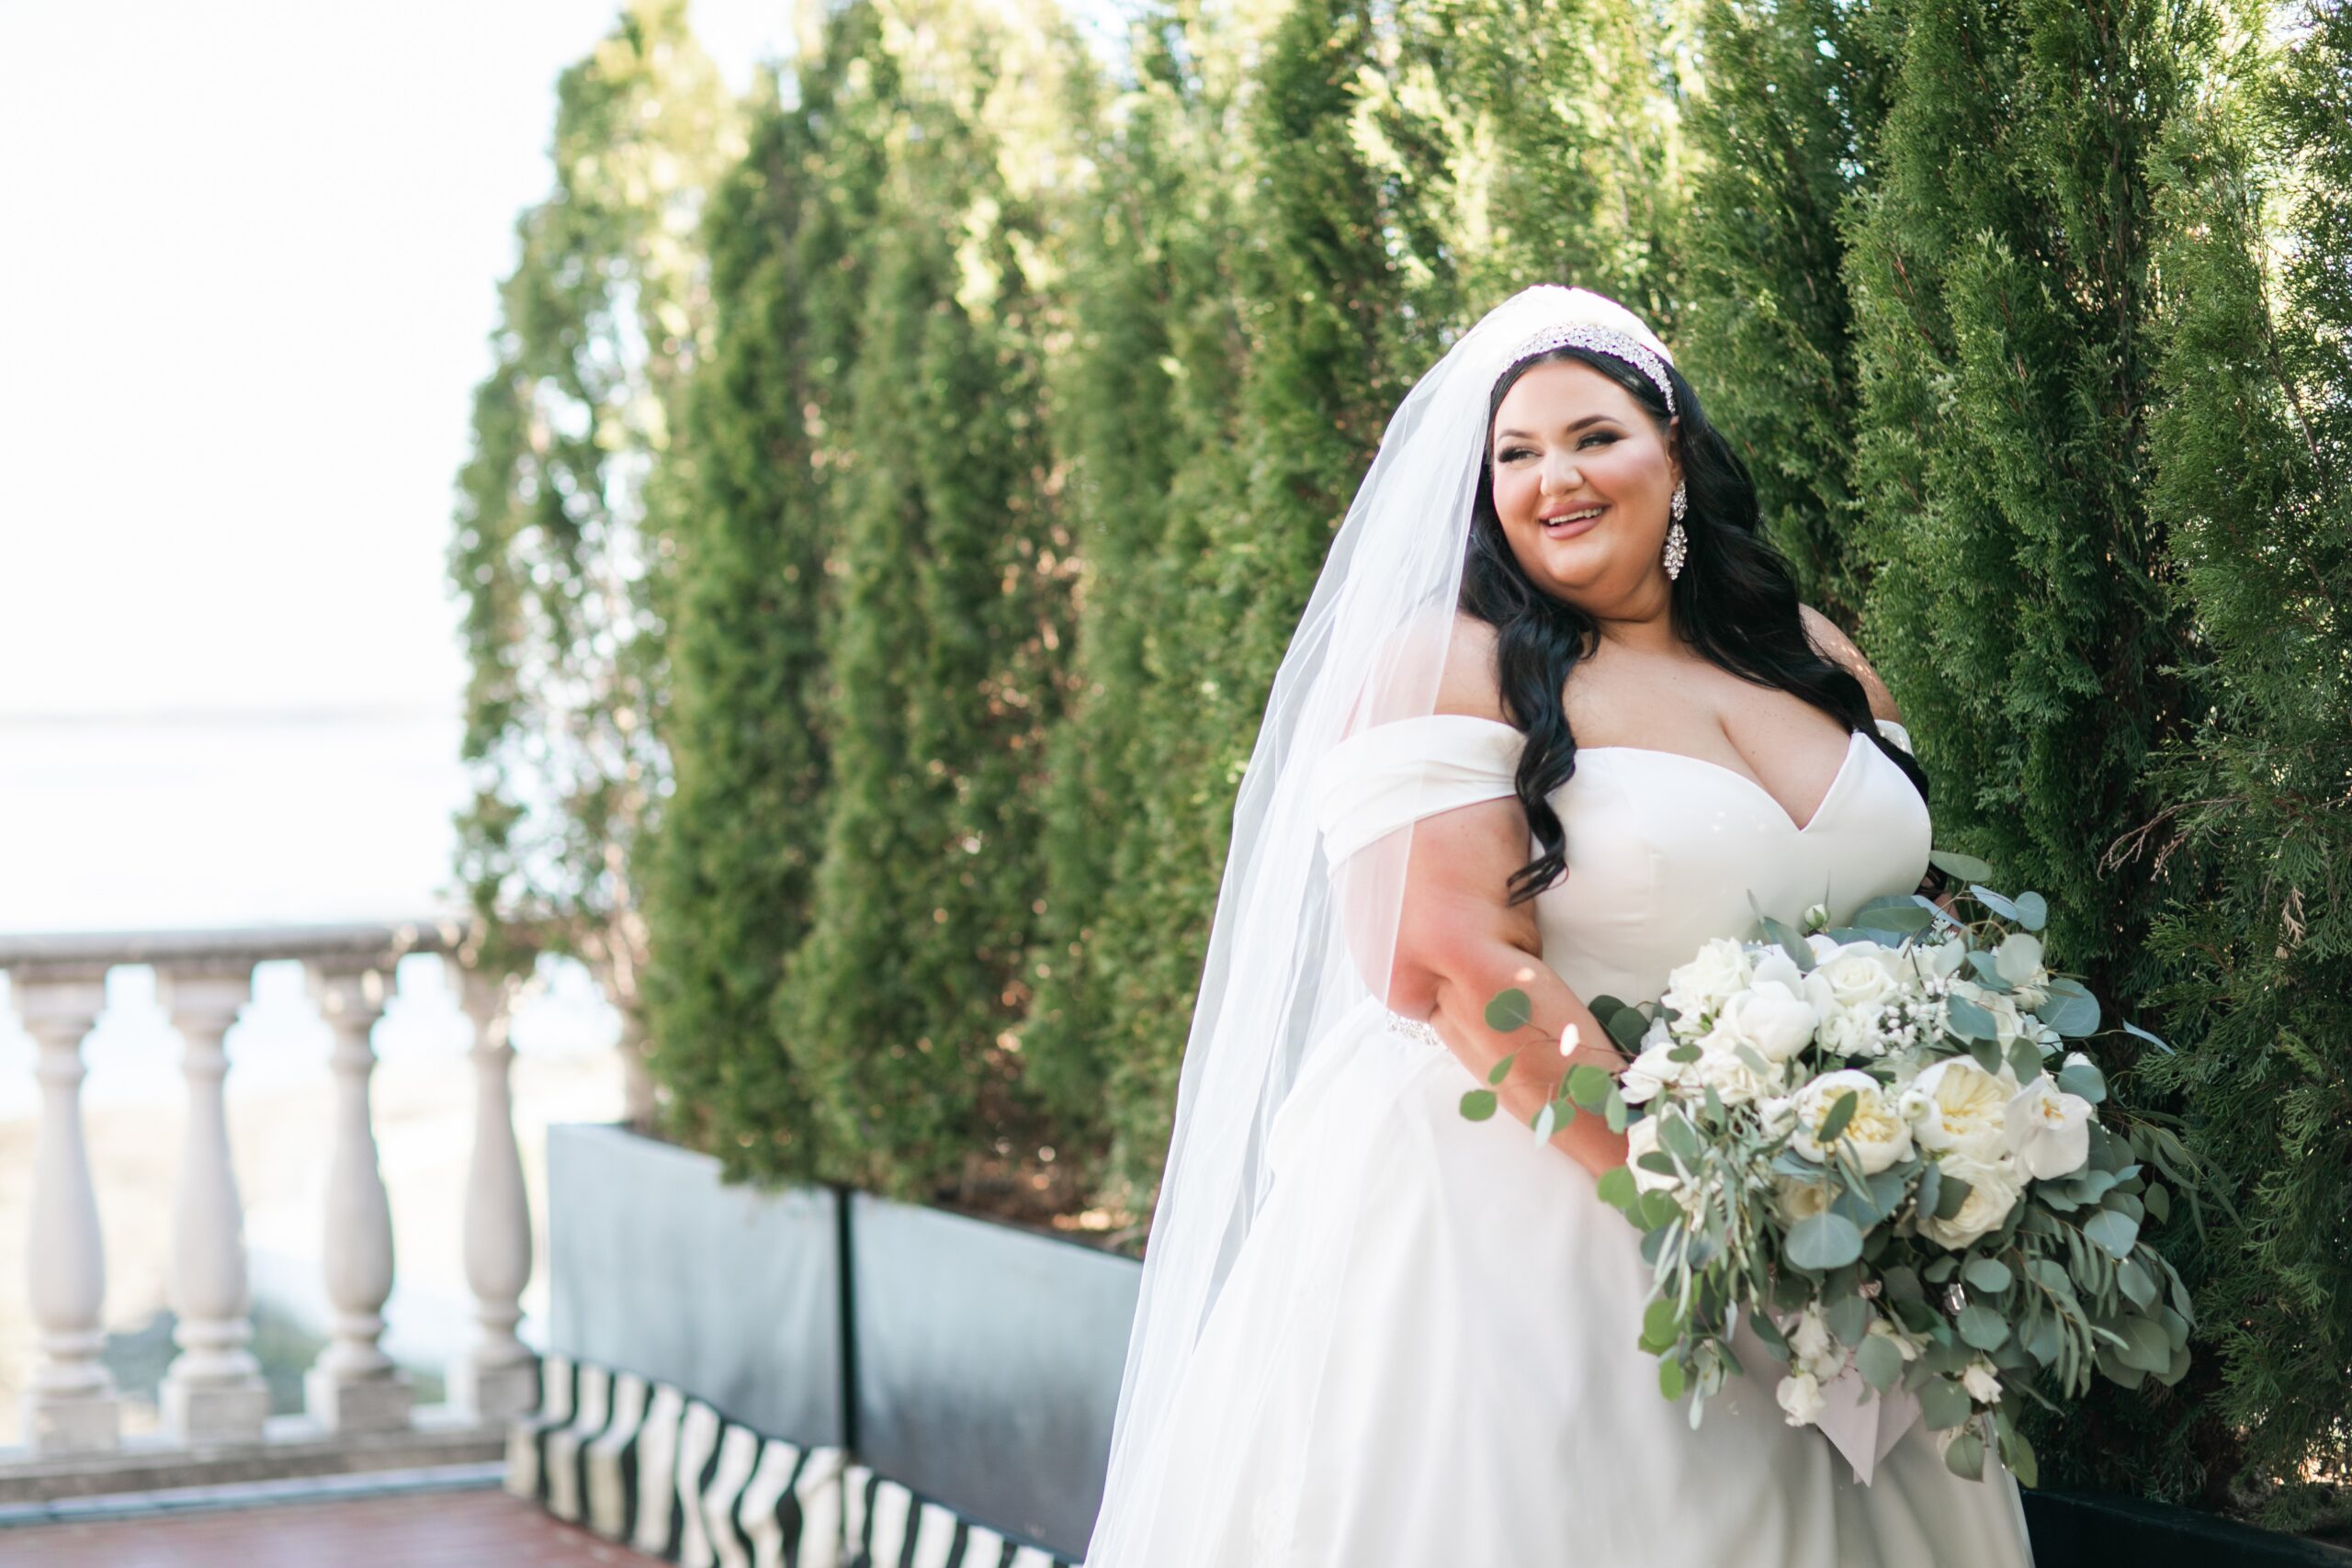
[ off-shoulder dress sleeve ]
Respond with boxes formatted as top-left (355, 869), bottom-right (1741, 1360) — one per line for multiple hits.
top-left (1311, 715), bottom-right (1524, 864)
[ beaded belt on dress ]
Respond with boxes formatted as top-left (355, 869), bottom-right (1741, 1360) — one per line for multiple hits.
top-left (1383, 1010), bottom-right (1443, 1048)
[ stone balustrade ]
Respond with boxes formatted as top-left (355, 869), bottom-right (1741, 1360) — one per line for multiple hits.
top-left (0, 920), bottom-right (548, 1474)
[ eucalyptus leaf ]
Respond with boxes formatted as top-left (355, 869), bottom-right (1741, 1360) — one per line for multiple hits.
top-left (1817, 1089), bottom-right (1860, 1145)
top-left (1826, 1292), bottom-right (1871, 1348)
top-left (1957, 1303), bottom-right (2009, 1351)
top-left (1605, 1087), bottom-right (1630, 1134)
top-left (1459, 1089), bottom-right (1498, 1122)
top-left (2057, 1060), bottom-right (2106, 1104)
top-left (1606, 1006), bottom-right (1652, 1052)
top-left (2143, 1184), bottom-right (2170, 1224)
top-left (1929, 849), bottom-right (1996, 883)
top-left (1658, 1358), bottom-right (1687, 1402)
top-left (1853, 896), bottom-right (1937, 934)
top-left (1487, 1051), bottom-right (1517, 1086)
top-left (1567, 1063), bottom-right (1613, 1111)
top-left (2084, 1209), bottom-right (2141, 1258)
top-left (1936, 1174), bottom-right (1974, 1222)
top-left (1786, 1212), bottom-right (1864, 1271)
top-left (2007, 1037), bottom-right (2043, 1085)
top-left (2011, 892), bottom-right (2048, 933)
top-left (1946, 994), bottom-right (1999, 1043)
top-left (1484, 987), bottom-right (1532, 1032)
top-left (2039, 979), bottom-right (2101, 1037)
top-left (2002, 1427), bottom-right (2041, 1487)
top-left (1532, 1103), bottom-right (1557, 1142)
top-left (1994, 932), bottom-right (2044, 984)
top-left (1968, 884), bottom-right (2023, 921)
top-left (1963, 1258), bottom-right (2013, 1292)
top-left (2119, 1017), bottom-right (2172, 1054)
top-left (1919, 1376), bottom-right (1973, 1430)
top-left (1595, 1166), bottom-right (1637, 1212)
top-left (1642, 1298), bottom-right (1681, 1351)
top-left (2117, 1257), bottom-right (2156, 1310)
top-left (2118, 1314), bottom-right (2171, 1374)
top-left (1857, 1334), bottom-right (1904, 1393)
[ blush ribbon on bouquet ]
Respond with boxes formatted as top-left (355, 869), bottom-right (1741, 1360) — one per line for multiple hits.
top-left (1815, 1366), bottom-right (1921, 1485)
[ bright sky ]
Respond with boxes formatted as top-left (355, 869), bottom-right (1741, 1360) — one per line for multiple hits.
top-left (0, 1), bottom-right (804, 931)
top-left (0, 0), bottom-right (795, 722)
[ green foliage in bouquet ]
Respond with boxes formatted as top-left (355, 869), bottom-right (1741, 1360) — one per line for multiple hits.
top-left (1472, 856), bottom-right (2199, 1485)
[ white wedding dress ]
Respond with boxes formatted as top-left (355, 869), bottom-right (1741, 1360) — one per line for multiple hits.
top-left (1100, 713), bottom-right (2036, 1566)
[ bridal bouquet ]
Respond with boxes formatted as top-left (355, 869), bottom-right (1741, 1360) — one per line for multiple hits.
top-left (1468, 853), bottom-right (2196, 1485)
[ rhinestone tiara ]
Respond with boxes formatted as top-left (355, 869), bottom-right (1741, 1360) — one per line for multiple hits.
top-left (1506, 321), bottom-right (1676, 416)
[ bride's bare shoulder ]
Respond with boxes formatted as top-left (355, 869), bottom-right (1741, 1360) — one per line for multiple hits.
top-left (1432, 614), bottom-right (1509, 724)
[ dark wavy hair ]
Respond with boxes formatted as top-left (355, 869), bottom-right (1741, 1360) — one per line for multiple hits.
top-left (1458, 345), bottom-right (1931, 905)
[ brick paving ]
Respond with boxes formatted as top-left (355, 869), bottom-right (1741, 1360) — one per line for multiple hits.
top-left (0, 1487), bottom-right (653, 1567)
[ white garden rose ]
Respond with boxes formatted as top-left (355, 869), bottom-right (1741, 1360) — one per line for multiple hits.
top-left (1776, 1371), bottom-right (1827, 1427)
top-left (1916, 1151), bottom-right (2023, 1248)
top-left (2005, 1075), bottom-right (2097, 1179)
top-left (1962, 1357), bottom-right (2005, 1404)
top-left (1789, 1070), bottom-right (1914, 1174)
top-left (1704, 978), bottom-right (1819, 1064)
top-left (1662, 937), bottom-right (1754, 1022)
top-left (1900, 1057), bottom-right (2012, 1160)
top-left (1625, 1115), bottom-right (1679, 1194)
top-left (1693, 1043), bottom-right (1782, 1107)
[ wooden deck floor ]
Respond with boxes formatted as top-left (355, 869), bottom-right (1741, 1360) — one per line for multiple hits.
top-left (0, 1487), bottom-right (653, 1567)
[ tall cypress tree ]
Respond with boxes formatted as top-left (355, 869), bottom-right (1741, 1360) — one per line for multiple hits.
top-left (2139, 0), bottom-right (2352, 1517)
top-left (1843, 0), bottom-right (2204, 1010)
top-left (1677, 0), bottom-right (1894, 623)
top-left (1845, 0), bottom-right (2225, 1498)
top-left (779, 1), bottom-right (1075, 1201)
top-left (1023, 10), bottom-right (1251, 1168)
top-left (640, 3), bottom-right (889, 1180)
top-left (448, 1), bottom-right (737, 1110)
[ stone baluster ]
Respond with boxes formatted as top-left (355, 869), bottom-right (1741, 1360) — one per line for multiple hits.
top-left (155, 969), bottom-right (272, 1446)
top-left (303, 962), bottom-right (412, 1432)
top-left (16, 976), bottom-right (121, 1455)
top-left (450, 969), bottom-right (538, 1421)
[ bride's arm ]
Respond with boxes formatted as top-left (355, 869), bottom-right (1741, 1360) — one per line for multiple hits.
top-left (1385, 795), bottom-right (1631, 1181)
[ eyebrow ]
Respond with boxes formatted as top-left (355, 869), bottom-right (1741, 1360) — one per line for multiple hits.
top-left (1494, 413), bottom-right (1621, 442)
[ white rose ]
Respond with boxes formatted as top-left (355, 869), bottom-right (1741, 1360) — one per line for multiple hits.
top-left (1962, 1357), bottom-right (2004, 1404)
top-left (1758, 1094), bottom-right (1798, 1138)
top-left (2005, 1075), bottom-right (2097, 1179)
top-left (1808, 940), bottom-right (1905, 1010)
top-left (1625, 1115), bottom-right (1680, 1194)
top-left (1705, 978), bottom-right (1819, 1064)
top-left (1901, 1057), bottom-right (2012, 1161)
top-left (1663, 938), bottom-right (1754, 1022)
top-left (1776, 1371), bottom-right (1827, 1427)
top-left (1618, 1039), bottom-right (1693, 1106)
top-left (1692, 1043), bottom-right (1783, 1107)
top-left (1788, 1070), bottom-right (1914, 1174)
top-left (1788, 1303), bottom-right (1842, 1382)
top-left (1917, 1152), bottom-right (2023, 1249)
top-left (1773, 1174), bottom-right (1837, 1227)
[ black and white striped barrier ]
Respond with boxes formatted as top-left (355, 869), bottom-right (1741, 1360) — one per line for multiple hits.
top-left (508, 1353), bottom-right (854, 1567)
top-left (841, 1463), bottom-right (1074, 1568)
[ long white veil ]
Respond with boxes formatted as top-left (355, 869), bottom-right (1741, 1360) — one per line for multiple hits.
top-left (1085, 285), bottom-right (1677, 1562)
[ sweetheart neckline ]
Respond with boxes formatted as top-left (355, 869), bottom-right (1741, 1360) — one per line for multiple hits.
top-left (1577, 728), bottom-right (1871, 836)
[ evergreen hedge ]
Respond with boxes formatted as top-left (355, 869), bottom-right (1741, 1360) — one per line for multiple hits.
top-left (463, 0), bottom-right (2352, 1526)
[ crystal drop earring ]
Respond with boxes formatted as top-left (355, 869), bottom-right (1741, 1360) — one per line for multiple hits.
top-left (1663, 481), bottom-right (1689, 581)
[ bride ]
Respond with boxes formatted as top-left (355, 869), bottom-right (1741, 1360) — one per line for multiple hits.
top-left (1081, 287), bottom-right (2036, 1566)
